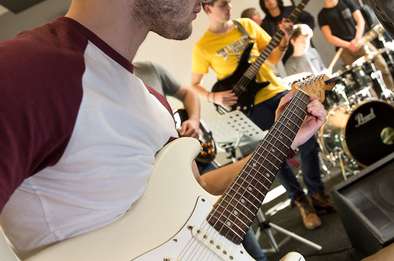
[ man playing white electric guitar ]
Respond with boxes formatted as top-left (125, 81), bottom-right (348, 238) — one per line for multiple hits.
top-left (0, 0), bottom-right (326, 260)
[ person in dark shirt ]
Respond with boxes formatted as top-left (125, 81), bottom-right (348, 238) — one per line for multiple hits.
top-left (259, 0), bottom-right (315, 63)
top-left (319, 0), bottom-right (394, 90)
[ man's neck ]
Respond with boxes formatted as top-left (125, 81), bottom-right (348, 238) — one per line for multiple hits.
top-left (65, 0), bottom-right (148, 62)
top-left (324, 0), bottom-right (339, 8)
top-left (208, 20), bottom-right (233, 34)
top-left (269, 7), bottom-right (281, 18)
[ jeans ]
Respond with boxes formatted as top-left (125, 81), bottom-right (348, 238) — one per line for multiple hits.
top-left (248, 91), bottom-right (324, 200)
top-left (242, 227), bottom-right (268, 261)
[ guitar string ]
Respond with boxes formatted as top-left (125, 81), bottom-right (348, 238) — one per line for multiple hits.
top-left (175, 93), bottom-right (302, 260)
top-left (178, 76), bottom-right (314, 259)
top-left (187, 4), bottom-right (310, 256)
top-left (207, 90), bottom-right (304, 242)
top-left (209, 77), bottom-right (314, 241)
top-left (218, 92), bottom-right (307, 241)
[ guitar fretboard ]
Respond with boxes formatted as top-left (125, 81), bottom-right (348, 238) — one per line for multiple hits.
top-left (207, 87), bottom-right (310, 244)
top-left (233, 0), bottom-right (310, 96)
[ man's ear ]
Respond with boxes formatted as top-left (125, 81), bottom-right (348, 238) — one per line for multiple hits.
top-left (202, 4), bottom-right (211, 14)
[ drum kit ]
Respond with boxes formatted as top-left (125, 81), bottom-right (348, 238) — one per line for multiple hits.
top-left (319, 39), bottom-right (394, 179)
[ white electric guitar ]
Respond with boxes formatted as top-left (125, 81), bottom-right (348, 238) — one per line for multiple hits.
top-left (0, 75), bottom-right (333, 261)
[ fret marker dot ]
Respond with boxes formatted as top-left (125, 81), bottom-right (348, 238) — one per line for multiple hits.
top-left (271, 148), bottom-right (275, 153)
top-left (226, 221), bottom-right (232, 227)
top-left (241, 199), bottom-right (245, 204)
top-left (248, 186), bottom-right (252, 191)
top-left (233, 210), bottom-right (238, 216)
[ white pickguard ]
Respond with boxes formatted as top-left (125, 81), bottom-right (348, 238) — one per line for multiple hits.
top-left (17, 138), bottom-right (253, 261)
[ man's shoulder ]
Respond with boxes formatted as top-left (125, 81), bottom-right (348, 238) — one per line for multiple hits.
top-left (237, 18), bottom-right (261, 34)
top-left (238, 17), bottom-right (255, 27)
top-left (0, 21), bottom-right (87, 90)
top-left (317, 8), bottom-right (328, 23)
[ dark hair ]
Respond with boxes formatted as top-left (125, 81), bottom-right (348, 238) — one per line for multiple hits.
top-left (291, 27), bottom-right (303, 40)
top-left (259, 0), bottom-right (284, 16)
top-left (241, 7), bottom-right (258, 19)
top-left (364, 0), bottom-right (394, 37)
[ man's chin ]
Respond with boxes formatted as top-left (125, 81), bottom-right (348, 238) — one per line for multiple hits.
top-left (155, 25), bottom-right (193, 40)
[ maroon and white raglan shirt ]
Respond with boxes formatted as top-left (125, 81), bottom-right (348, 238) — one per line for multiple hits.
top-left (0, 17), bottom-right (177, 256)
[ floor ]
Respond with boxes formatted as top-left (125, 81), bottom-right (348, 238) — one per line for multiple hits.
top-left (255, 171), bottom-right (366, 261)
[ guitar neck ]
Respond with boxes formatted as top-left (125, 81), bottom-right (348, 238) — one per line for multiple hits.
top-left (207, 90), bottom-right (309, 244)
top-left (234, 0), bottom-right (310, 93)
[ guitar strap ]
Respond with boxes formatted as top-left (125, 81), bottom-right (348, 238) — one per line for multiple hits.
top-left (233, 20), bottom-right (253, 42)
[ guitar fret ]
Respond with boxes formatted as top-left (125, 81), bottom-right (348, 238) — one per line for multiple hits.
top-left (250, 165), bottom-right (272, 184)
top-left (224, 186), bottom-right (260, 211)
top-left (279, 121), bottom-right (297, 136)
top-left (265, 133), bottom-right (289, 153)
top-left (273, 133), bottom-right (291, 148)
top-left (209, 1), bottom-right (313, 245)
top-left (284, 117), bottom-right (299, 129)
top-left (216, 205), bottom-right (250, 228)
top-left (214, 219), bottom-right (244, 240)
top-left (294, 93), bottom-right (309, 105)
top-left (293, 111), bottom-right (305, 122)
top-left (269, 145), bottom-right (288, 159)
top-left (230, 182), bottom-right (263, 202)
top-left (252, 159), bottom-right (276, 178)
top-left (219, 197), bottom-right (255, 217)
top-left (240, 167), bottom-right (271, 191)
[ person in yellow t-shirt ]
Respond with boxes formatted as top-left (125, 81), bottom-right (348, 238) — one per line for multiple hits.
top-left (192, 0), bottom-right (335, 231)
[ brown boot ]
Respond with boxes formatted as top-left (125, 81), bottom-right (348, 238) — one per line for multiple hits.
top-left (311, 191), bottom-right (336, 215)
top-left (294, 194), bottom-right (322, 230)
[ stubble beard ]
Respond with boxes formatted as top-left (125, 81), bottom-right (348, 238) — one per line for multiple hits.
top-left (133, 0), bottom-right (193, 40)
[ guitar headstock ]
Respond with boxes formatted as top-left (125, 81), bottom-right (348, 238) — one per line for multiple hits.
top-left (291, 74), bottom-right (336, 103)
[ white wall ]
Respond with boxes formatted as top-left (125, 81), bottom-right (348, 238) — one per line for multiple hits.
top-left (0, 0), bottom-right (70, 41)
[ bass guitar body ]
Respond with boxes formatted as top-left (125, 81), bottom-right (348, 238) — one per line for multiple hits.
top-left (211, 44), bottom-right (269, 113)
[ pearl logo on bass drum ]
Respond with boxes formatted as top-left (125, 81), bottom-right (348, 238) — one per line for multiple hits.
top-left (355, 108), bottom-right (376, 128)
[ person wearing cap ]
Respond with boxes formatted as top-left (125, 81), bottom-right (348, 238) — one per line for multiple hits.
top-left (285, 24), bottom-right (327, 76)
top-left (192, 0), bottom-right (333, 231)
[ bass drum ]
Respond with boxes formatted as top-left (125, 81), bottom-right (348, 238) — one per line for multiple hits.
top-left (319, 100), bottom-right (394, 166)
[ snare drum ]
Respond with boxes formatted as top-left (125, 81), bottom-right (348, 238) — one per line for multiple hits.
top-left (319, 100), bottom-right (394, 166)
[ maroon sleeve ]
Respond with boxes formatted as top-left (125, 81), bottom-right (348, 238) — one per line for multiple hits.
top-left (0, 24), bottom-right (86, 212)
top-left (146, 86), bottom-right (173, 115)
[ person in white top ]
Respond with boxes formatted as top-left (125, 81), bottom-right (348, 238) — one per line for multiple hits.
top-left (285, 24), bottom-right (327, 75)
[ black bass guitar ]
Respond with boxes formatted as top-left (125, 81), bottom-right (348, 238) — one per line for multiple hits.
top-left (211, 0), bottom-right (310, 114)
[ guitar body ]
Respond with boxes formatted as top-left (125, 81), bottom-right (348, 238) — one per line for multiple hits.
top-left (26, 138), bottom-right (253, 261)
top-left (211, 44), bottom-right (269, 113)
